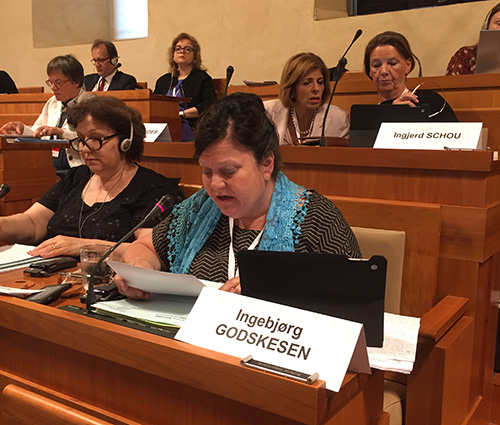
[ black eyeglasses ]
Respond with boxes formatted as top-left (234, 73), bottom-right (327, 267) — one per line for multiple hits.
top-left (69, 134), bottom-right (118, 152)
top-left (174, 46), bottom-right (194, 53)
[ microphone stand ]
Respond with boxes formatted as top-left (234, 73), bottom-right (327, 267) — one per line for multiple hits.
top-left (85, 195), bottom-right (174, 312)
top-left (320, 29), bottom-right (363, 147)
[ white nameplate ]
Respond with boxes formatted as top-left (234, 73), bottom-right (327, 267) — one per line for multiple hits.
top-left (175, 288), bottom-right (371, 392)
top-left (374, 122), bottom-right (483, 150)
top-left (144, 123), bottom-right (172, 143)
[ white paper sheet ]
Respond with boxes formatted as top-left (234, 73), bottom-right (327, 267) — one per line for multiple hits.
top-left (108, 260), bottom-right (222, 296)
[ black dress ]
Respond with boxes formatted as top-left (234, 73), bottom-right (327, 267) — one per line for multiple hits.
top-left (38, 165), bottom-right (184, 243)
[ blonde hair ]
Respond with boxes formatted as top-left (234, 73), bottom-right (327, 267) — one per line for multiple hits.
top-left (279, 52), bottom-right (330, 108)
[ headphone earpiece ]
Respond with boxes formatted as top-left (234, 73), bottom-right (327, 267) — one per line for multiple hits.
top-left (110, 57), bottom-right (119, 66)
top-left (119, 121), bottom-right (133, 153)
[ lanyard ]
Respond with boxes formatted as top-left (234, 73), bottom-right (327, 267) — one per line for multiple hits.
top-left (228, 217), bottom-right (264, 280)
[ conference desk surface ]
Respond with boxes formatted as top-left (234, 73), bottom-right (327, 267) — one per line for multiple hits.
top-left (0, 269), bottom-right (386, 425)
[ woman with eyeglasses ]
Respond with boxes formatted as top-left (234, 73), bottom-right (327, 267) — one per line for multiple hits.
top-left (364, 31), bottom-right (458, 122)
top-left (153, 32), bottom-right (217, 142)
top-left (0, 96), bottom-right (183, 259)
top-left (0, 54), bottom-right (94, 176)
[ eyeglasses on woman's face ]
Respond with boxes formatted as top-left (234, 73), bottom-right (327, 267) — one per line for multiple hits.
top-left (69, 133), bottom-right (118, 152)
top-left (45, 78), bottom-right (70, 90)
top-left (174, 45), bottom-right (194, 54)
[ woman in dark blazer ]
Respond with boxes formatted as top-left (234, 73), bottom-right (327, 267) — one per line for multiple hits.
top-left (153, 33), bottom-right (217, 141)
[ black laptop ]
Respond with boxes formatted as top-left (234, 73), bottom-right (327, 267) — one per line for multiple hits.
top-left (349, 103), bottom-right (430, 147)
top-left (238, 250), bottom-right (387, 347)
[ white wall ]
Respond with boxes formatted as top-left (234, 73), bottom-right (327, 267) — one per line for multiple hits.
top-left (0, 0), bottom-right (495, 88)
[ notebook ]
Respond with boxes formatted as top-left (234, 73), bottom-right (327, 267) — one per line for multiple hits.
top-left (238, 250), bottom-right (387, 347)
top-left (349, 103), bottom-right (429, 147)
top-left (476, 29), bottom-right (500, 74)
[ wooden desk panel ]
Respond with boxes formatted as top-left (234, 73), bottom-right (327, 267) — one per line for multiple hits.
top-left (0, 90), bottom-right (184, 143)
top-left (0, 291), bottom-right (384, 425)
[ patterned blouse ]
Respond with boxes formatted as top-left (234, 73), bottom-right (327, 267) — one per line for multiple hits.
top-left (446, 45), bottom-right (477, 75)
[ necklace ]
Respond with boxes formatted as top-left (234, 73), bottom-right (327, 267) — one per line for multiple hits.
top-left (290, 107), bottom-right (317, 138)
top-left (78, 169), bottom-right (124, 238)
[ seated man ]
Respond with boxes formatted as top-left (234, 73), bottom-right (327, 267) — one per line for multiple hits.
top-left (83, 39), bottom-right (138, 91)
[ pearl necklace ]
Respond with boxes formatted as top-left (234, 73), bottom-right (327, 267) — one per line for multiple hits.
top-left (290, 107), bottom-right (317, 138)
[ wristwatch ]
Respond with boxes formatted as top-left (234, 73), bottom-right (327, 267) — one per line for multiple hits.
top-left (179, 110), bottom-right (186, 119)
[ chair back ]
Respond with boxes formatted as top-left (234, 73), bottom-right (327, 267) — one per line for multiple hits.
top-left (352, 226), bottom-right (405, 314)
top-left (212, 78), bottom-right (227, 98)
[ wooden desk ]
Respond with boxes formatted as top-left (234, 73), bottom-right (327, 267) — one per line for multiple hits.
top-left (0, 138), bottom-right (57, 215)
top-left (141, 142), bottom-right (500, 424)
top-left (0, 271), bottom-right (386, 425)
top-left (0, 90), bottom-right (184, 142)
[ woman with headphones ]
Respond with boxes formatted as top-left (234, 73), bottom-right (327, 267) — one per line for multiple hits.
top-left (446, 3), bottom-right (500, 75)
top-left (0, 96), bottom-right (183, 259)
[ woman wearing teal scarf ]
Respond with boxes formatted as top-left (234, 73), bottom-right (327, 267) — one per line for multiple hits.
top-left (115, 93), bottom-right (360, 299)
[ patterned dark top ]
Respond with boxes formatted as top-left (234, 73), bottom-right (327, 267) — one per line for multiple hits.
top-left (446, 45), bottom-right (477, 75)
top-left (152, 190), bottom-right (361, 282)
top-left (38, 165), bottom-right (183, 243)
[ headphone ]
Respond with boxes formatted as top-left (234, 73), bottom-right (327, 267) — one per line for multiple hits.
top-left (119, 121), bottom-right (134, 152)
top-left (110, 57), bottom-right (119, 66)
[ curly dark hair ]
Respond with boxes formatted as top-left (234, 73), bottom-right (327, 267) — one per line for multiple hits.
top-left (66, 96), bottom-right (145, 162)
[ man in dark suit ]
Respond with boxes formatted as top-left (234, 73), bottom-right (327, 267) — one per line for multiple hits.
top-left (83, 40), bottom-right (138, 91)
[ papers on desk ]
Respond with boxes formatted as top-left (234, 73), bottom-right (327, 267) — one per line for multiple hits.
top-left (94, 294), bottom-right (196, 329)
top-left (108, 260), bottom-right (222, 296)
top-left (0, 286), bottom-right (41, 297)
top-left (367, 312), bottom-right (420, 374)
top-left (0, 244), bottom-right (40, 272)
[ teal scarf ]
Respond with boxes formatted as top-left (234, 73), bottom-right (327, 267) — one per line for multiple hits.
top-left (166, 172), bottom-right (310, 274)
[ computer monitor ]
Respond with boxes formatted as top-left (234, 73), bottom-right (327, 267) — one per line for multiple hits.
top-left (349, 103), bottom-right (429, 147)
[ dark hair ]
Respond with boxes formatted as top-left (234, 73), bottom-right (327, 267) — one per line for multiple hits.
top-left (484, 3), bottom-right (500, 29)
top-left (194, 92), bottom-right (282, 179)
top-left (66, 96), bottom-right (145, 162)
top-left (363, 31), bottom-right (416, 78)
top-left (46, 55), bottom-right (84, 87)
top-left (168, 32), bottom-right (205, 77)
top-left (91, 39), bottom-right (118, 59)
top-left (279, 52), bottom-right (331, 108)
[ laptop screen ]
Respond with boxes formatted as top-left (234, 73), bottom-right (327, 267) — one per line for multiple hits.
top-left (238, 250), bottom-right (387, 347)
top-left (349, 103), bottom-right (429, 147)
top-left (476, 29), bottom-right (500, 74)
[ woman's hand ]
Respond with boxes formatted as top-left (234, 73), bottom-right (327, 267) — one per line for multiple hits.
top-left (113, 274), bottom-right (151, 300)
top-left (219, 276), bottom-right (241, 294)
top-left (28, 235), bottom-right (88, 258)
top-left (393, 92), bottom-right (419, 107)
top-left (34, 125), bottom-right (63, 138)
top-left (0, 121), bottom-right (24, 135)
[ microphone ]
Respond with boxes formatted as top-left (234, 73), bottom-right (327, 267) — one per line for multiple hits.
top-left (85, 194), bottom-right (174, 312)
top-left (320, 29), bottom-right (363, 147)
top-left (0, 184), bottom-right (10, 200)
top-left (330, 29), bottom-right (363, 82)
top-left (223, 65), bottom-right (234, 96)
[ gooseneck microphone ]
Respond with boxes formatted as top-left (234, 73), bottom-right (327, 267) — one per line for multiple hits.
top-left (85, 195), bottom-right (175, 312)
top-left (0, 184), bottom-right (10, 200)
top-left (223, 65), bottom-right (234, 96)
top-left (320, 29), bottom-right (363, 147)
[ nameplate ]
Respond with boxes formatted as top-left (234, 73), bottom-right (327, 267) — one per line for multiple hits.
top-left (374, 122), bottom-right (483, 150)
top-left (175, 288), bottom-right (370, 392)
top-left (144, 123), bottom-right (172, 143)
